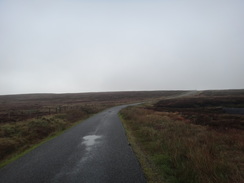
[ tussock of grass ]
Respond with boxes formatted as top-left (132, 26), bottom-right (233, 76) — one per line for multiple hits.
top-left (120, 106), bottom-right (244, 183)
top-left (0, 116), bottom-right (66, 167)
top-left (0, 105), bottom-right (105, 167)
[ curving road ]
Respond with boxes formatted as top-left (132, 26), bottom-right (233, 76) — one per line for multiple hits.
top-left (0, 105), bottom-right (146, 183)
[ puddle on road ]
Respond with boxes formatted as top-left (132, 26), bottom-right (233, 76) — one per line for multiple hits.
top-left (53, 135), bottom-right (102, 181)
top-left (82, 135), bottom-right (102, 151)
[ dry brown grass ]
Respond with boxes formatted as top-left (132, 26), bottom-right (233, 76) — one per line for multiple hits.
top-left (0, 91), bottom-right (188, 123)
top-left (0, 104), bottom-right (105, 167)
top-left (0, 91), bottom-right (189, 167)
top-left (154, 96), bottom-right (244, 130)
top-left (120, 106), bottom-right (244, 183)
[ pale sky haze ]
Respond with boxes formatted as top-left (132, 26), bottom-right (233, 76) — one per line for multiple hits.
top-left (0, 0), bottom-right (244, 95)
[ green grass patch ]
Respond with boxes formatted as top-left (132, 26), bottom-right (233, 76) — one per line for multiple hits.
top-left (120, 106), bottom-right (244, 183)
top-left (0, 105), bottom-right (106, 168)
top-left (0, 116), bottom-right (88, 168)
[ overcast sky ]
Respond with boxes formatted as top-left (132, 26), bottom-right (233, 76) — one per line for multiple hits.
top-left (0, 0), bottom-right (243, 95)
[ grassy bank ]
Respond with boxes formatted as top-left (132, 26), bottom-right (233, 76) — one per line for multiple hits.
top-left (0, 104), bottom-right (105, 167)
top-left (120, 105), bottom-right (244, 183)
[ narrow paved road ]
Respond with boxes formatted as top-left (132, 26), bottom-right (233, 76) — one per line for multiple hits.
top-left (0, 105), bottom-right (146, 183)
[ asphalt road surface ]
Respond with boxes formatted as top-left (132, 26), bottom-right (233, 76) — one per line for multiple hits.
top-left (0, 105), bottom-right (146, 183)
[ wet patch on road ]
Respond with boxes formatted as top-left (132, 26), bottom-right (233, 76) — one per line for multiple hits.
top-left (52, 135), bottom-right (103, 182)
top-left (82, 135), bottom-right (102, 151)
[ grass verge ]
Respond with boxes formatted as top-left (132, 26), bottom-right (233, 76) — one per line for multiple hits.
top-left (0, 105), bottom-right (106, 168)
top-left (120, 105), bottom-right (244, 183)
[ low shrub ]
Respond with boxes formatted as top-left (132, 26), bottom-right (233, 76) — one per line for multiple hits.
top-left (0, 104), bottom-right (108, 166)
top-left (120, 106), bottom-right (244, 183)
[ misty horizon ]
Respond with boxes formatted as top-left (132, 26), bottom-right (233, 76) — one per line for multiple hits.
top-left (1, 0), bottom-right (244, 95)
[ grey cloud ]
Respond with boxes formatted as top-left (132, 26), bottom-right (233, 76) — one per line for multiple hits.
top-left (0, 0), bottom-right (243, 94)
